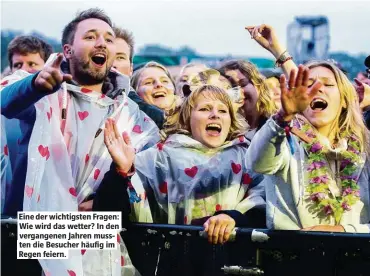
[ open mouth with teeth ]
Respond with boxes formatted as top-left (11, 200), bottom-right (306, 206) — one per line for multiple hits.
top-left (152, 92), bottom-right (167, 99)
top-left (91, 54), bottom-right (106, 67)
top-left (206, 123), bottom-right (222, 136)
top-left (310, 98), bottom-right (328, 111)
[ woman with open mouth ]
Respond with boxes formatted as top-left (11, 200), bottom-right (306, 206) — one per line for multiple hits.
top-left (94, 84), bottom-right (266, 245)
top-left (247, 24), bottom-right (370, 233)
top-left (131, 61), bottom-right (179, 113)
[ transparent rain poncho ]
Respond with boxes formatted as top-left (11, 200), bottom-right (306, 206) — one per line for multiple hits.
top-left (0, 56), bottom-right (160, 275)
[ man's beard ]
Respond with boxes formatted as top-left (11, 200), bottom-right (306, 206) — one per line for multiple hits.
top-left (70, 54), bottom-right (110, 85)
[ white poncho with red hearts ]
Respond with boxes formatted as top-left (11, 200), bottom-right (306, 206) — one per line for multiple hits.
top-left (129, 134), bottom-right (266, 224)
top-left (1, 69), bottom-right (160, 276)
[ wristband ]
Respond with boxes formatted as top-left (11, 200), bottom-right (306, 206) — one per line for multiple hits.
top-left (116, 164), bottom-right (135, 177)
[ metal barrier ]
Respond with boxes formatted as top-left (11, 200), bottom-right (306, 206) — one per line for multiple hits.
top-left (121, 223), bottom-right (370, 276)
top-left (2, 218), bottom-right (370, 276)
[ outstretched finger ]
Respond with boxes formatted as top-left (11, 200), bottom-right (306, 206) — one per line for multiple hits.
top-left (104, 121), bottom-right (111, 147)
top-left (294, 65), bottom-right (305, 88)
top-left (112, 119), bottom-right (122, 140)
top-left (288, 69), bottom-right (296, 90)
top-left (280, 74), bottom-right (288, 94)
top-left (51, 53), bottom-right (64, 69)
top-left (302, 67), bottom-right (309, 87)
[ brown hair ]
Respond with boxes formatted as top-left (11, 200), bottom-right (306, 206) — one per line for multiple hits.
top-left (163, 84), bottom-right (249, 142)
top-left (218, 59), bottom-right (277, 117)
top-left (7, 35), bottom-right (53, 68)
top-left (62, 8), bottom-right (113, 46)
top-left (113, 26), bottom-right (135, 63)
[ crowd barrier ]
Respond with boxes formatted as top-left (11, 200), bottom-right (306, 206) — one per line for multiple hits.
top-left (2, 217), bottom-right (370, 276)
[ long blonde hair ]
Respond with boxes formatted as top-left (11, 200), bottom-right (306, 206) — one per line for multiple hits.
top-left (305, 60), bottom-right (370, 154)
top-left (218, 59), bottom-right (278, 117)
top-left (163, 85), bottom-right (249, 142)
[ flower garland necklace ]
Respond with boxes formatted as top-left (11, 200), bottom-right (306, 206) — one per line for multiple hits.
top-left (299, 122), bottom-right (364, 224)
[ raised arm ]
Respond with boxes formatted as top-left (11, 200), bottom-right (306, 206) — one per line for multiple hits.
top-left (245, 24), bottom-right (297, 77)
top-left (1, 53), bottom-right (72, 120)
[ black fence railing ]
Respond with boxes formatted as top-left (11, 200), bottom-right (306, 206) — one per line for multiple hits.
top-left (122, 223), bottom-right (370, 276)
top-left (2, 218), bottom-right (370, 276)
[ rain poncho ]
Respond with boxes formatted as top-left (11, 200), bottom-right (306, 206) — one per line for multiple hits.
top-left (0, 55), bottom-right (160, 275)
top-left (1, 116), bottom-right (12, 213)
top-left (128, 134), bottom-right (265, 224)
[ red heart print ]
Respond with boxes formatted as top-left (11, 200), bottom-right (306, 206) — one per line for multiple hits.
top-left (85, 154), bottom-right (89, 164)
top-left (238, 136), bottom-right (245, 143)
top-left (78, 111), bottom-right (89, 121)
top-left (38, 145), bottom-right (50, 160)
top-left (25, 185), bottom-right (34, 198)
top-left (231, 162), bottom-right (241, 174)
top-left (117, 234), bottom-right (121, 243)
top-left (94, 169), bottom-right (100, 180)
top-left (242, 173), bottom-right (252, 185)
top-left (144, 117), bottom-right (150, 122)
top-left (67, 270), bottom-right (76, 276)
top-left (4, 145), bottom-right (8, 156)
top-left (47, 107), bottom-right (53, 122)
top-left (159, 182), bottom-right (168, 194)
top-left (157, 143), bottom-right (164, 151)
top-left (81, 249), bottom-right (86, 255)
top-left (185, 166), bottom-right (198, 178)
top-left (69, 187), bottom-right (77, 197)
top-left (1, 80), bottom-right (9, 86)
top-left (132, 125), bottom-right (143, 134)
top-left (215, 204), bottom-right (222, 211)
top-left (121, 256), bottom-right (125, 266)
top-left (81, 87), bottom-right (92, 93)
top-left (100, 94), bottom-right (106, 99)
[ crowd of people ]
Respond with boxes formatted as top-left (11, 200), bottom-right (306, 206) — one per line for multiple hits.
top-left (1, 7), bottom-right (370, 276)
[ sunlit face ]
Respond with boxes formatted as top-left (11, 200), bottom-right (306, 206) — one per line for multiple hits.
top-left (176, 64), bottom-right (208, 97)
top-left (190, 91), bottom-right (231, 148)
top-left (11, 53), bottom-right (45, 73)
top-left (224, 69), bottom-right (259, 117)
top-left (303, 66), bottom-right (342, 131)
top-left (265, 77), bottom-right (281, 109)
top-left (65, 18), bottom-right (116, 85)
top-left (137, 67), bottom-right (175, 110)
top-left (112, 38), bottom-right (133, 76)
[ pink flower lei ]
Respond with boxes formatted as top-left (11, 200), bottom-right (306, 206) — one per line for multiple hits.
top-left (300, 122), bottom-right (364, 224)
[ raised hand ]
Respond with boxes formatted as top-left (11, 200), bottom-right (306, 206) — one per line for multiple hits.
top-left (245, 24), bottom-right (283, 57)
top-left (279, 65), bottom-right (323, 121)
top-left (354, 78), bottom-right (370, 110)
top-left (34, 53), bottom-right (72, 93)
top-left (203, 214), bottom-right (235, 244)
top-left (104, 118), bottom-right (136, 173)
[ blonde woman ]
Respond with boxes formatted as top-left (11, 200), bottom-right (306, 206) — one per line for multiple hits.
top-left (94, 85), bottom-right (266, 244)
top-left (131, 61), bottom-right (179, 112)
top-left (218, 60), bottom-right (278, 133)
top-left (247, 61), bottom-right (370, 233)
